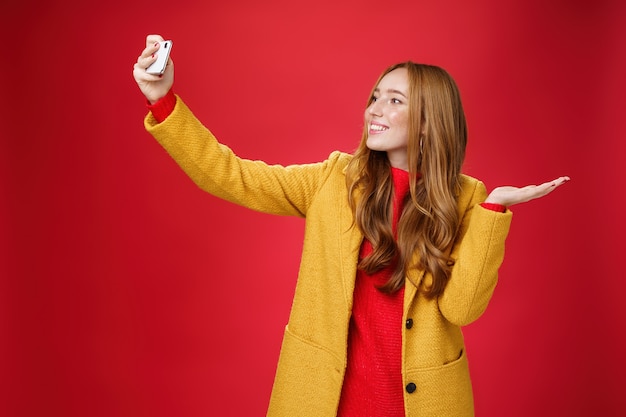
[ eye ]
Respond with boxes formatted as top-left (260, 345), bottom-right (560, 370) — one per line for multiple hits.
top-left (371, 96), bottom-right (379, 102)
top-left (391, 98), bottom-right (402, 104)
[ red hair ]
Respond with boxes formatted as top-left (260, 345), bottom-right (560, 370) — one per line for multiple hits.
top-left (345, 62), bottom-right (467, 298)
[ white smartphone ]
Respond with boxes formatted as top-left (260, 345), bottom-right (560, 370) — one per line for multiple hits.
top-left (146, 40), bottom-right (173, 75)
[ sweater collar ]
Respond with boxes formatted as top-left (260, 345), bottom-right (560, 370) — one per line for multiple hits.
top-left (390, 167), bottom-right (419, 199)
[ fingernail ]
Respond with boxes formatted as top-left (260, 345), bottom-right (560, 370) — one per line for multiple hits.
top-left (154, 42), bottom-right (159, 46)
top-left (151, 53), bottom-right (154, 58)
top-left (159, 74), bottom-right (163, 78)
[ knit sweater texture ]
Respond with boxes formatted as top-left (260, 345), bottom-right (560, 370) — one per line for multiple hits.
top-left (337, 167), bottom-right (410, 416)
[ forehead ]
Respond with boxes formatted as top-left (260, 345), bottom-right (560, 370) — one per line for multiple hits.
top-left (376, 67), bottom-right (409, 92)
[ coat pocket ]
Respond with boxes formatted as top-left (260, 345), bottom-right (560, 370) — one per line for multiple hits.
top-left (404, 349), bottom-right (474, 417)
top-left (267, 326), bottom-right (344, 417)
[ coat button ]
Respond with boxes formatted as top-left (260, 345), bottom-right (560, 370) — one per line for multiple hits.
top-left (405, 318), bottom-right (413, 329)
top-left (406, 382), bottom-right (417, 393)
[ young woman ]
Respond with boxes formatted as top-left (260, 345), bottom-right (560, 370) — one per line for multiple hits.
top-left (133, 35), bottom-right (569, 417)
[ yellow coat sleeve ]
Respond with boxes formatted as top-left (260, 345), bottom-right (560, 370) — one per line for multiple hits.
top-left (145, 95), bottom-right (343, 218)
top-left (437, 178), bottom-right (512, 326)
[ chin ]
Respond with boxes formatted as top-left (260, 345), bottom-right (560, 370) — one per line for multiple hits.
top-left (365, 140), bottom-right (383, 152)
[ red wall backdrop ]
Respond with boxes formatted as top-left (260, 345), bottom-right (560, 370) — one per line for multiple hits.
top-left (2, 0), bottom-right (625, 415)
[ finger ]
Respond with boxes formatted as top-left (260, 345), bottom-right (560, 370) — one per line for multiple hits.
top-left (139, 42), bottom-right (161, 62)
top-left (511, 183), bottom-right (553, 203)
top-left (552, 176), bottom-right (571, 186)
top-left (132, 61), bottom-right (163, 82)
top-left (530, 176), bottom-right (570, 198)
top-left (523, 186), bottom-right (551, 202)
top-left (138, 35), bottom-right (165, 63)
top-left (146, 34), bottom-right (165, 48)
top-left (541, 176), bottom-right (570, 193)
top-left (136, 53), bottom-right (157, 71)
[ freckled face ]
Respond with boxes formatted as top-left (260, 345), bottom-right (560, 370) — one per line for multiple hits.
top-left (365, 68), bottom-right (410, 170)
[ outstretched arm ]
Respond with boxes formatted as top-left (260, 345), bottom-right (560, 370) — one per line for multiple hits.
top-left (485, 176), bottom-right (570, 206)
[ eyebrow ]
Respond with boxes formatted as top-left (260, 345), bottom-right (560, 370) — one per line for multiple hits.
top-left (374, 87), bottom-right (408, 98)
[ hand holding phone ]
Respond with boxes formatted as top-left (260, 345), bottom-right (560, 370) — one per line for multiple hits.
top-left (146, 40), bottom-right (173, 75)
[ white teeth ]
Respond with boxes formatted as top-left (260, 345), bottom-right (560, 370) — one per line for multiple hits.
top-left (370, 124), bottom-right (388, 131)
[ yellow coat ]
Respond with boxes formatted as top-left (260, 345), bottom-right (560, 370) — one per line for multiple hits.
top-left (146, 96), bottom-right (513, 417)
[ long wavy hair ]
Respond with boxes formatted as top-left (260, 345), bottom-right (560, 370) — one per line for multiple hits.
top-left (345, 62), bottom-right (467, 298)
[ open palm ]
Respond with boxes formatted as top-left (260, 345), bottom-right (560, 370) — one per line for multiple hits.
top-left (485, 176), bottom-right (570, 207)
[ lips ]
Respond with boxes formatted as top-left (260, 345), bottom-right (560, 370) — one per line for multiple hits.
top-left (369, 122), bottom-right (389, 133)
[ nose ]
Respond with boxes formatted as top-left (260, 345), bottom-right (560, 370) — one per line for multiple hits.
top-left (367, 100), bottom-right (383, 116)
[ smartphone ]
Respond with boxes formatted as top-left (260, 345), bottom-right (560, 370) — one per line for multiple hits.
top-left (146, 40), bottom-right (173, 75)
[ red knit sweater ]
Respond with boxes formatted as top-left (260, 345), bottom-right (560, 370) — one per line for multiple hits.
top-left (337, 167), bottom-right (410, 416)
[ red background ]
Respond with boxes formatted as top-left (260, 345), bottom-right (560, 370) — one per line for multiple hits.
top-left (2, 0), bottom-right (625, 416)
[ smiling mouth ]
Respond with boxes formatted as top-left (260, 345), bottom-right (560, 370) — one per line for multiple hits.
top-left (370, 123), bottom-right (388, 132)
